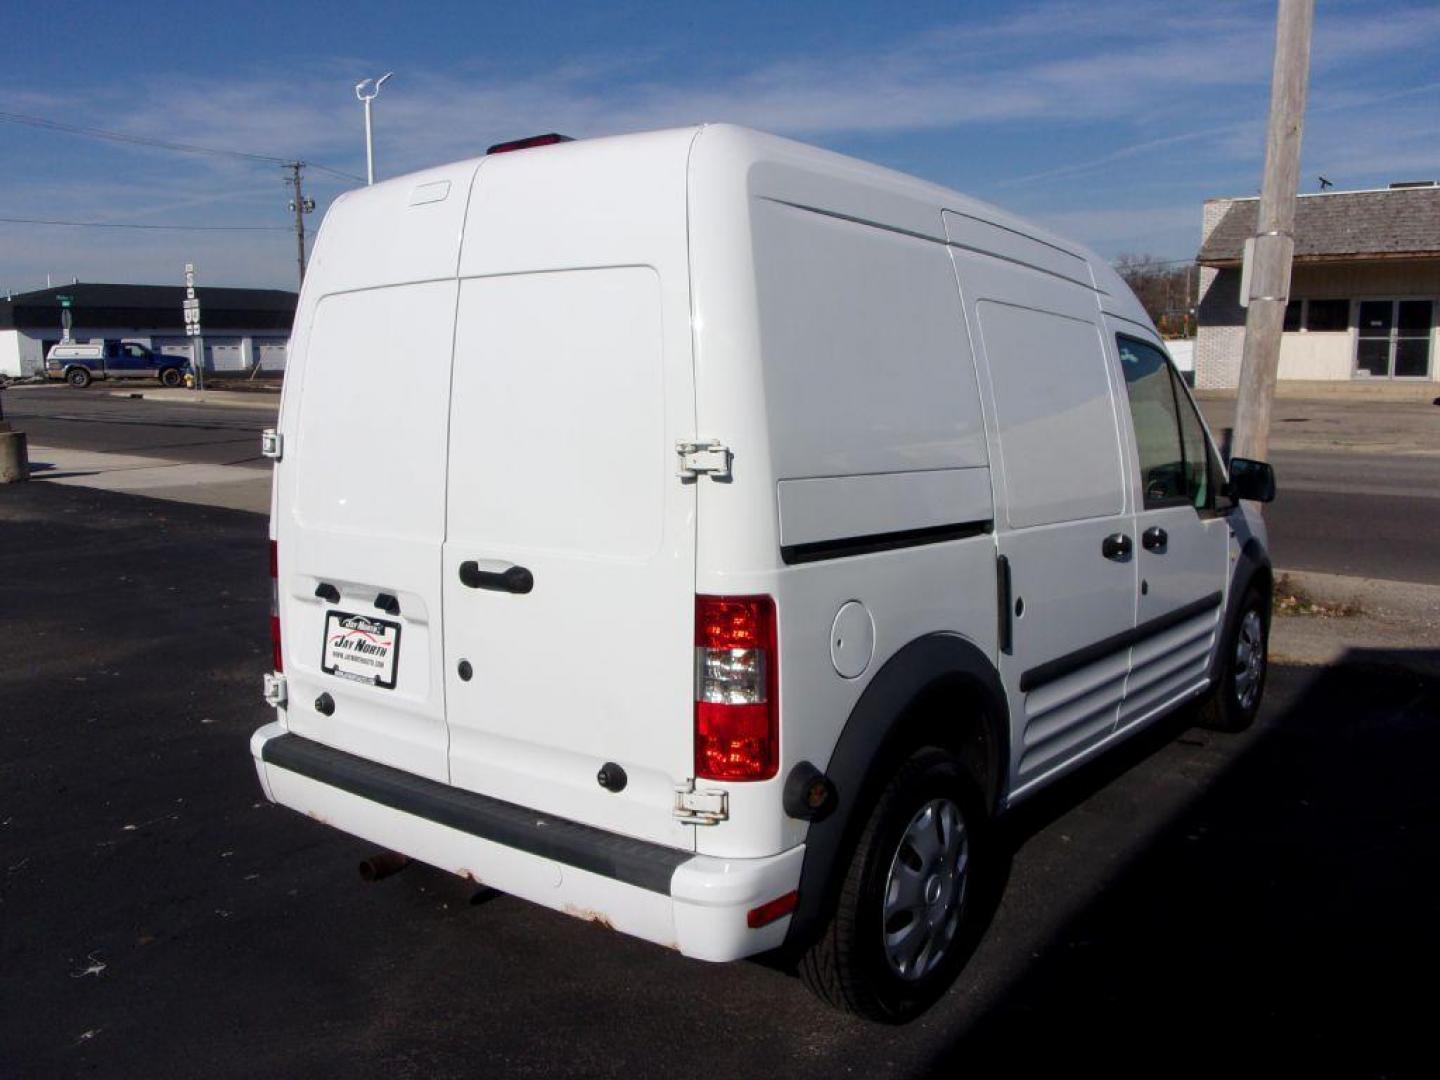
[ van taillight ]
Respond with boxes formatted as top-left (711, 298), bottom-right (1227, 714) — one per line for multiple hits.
top-left (695, 595), bottom-right (778, 782)
top-left (269, 540), bottom-right (283, 673)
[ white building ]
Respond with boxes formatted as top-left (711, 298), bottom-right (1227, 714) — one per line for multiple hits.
top-left (1195, 182), bottom-right (1440, 388)
top-left (0, 282), bottom-right (296, 378)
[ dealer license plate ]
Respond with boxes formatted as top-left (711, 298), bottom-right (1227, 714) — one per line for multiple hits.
top-left (321, 611), bottom-right (401, 689)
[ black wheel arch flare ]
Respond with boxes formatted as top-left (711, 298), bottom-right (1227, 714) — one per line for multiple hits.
top-left (1209, 536), bottom-right (1273, 683)
top-left (783, 633), bottom-right (1009, 951)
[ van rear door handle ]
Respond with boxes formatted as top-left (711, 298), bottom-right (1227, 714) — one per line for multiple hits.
top-left (1142, 526), bottom-right (1168, 551)
top-left (459, 561), bottom-right (534, 594)
top-left (1101, 533), bottom-right (1132, 560)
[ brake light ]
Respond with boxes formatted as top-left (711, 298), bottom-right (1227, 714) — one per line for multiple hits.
top-left (485, 133), bottom-right (573, 155)
top-left (695, 595), bottom-right (778, 781)
top-left (269, 539), bottom-right (283, 673)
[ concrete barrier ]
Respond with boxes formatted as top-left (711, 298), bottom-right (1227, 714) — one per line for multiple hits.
top-left (1, 430), bottom-right (29, 483)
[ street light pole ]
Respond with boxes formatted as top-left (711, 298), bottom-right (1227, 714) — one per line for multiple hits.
top-left (355, 73), bottom-right (394, 185)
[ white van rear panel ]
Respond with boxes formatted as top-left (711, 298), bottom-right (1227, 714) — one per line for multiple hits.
top-left (275, 133), bottom-right (700, 850)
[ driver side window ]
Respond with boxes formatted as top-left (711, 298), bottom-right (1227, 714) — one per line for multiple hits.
top-left (1117, 336), bottom-right (1186, 508)
top-left (1117, 336), bottom-right (1215, 511)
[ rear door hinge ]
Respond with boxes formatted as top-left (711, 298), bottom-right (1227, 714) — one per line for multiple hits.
top-left (676, 439), bottom-right (731, 481)
top-left (262, 672), bottom-right (288, 708)
top-left (673, 780), bottom-right (728, 825)
top-left (261, 429), bottom-right (283, 461)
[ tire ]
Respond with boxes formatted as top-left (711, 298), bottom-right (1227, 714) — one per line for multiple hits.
top-left (799, 746), bottom-right (990, 1023)
top-left (1197, 586), bottom-right (1270, 733)
top-left (159, 366), bottom-right (183, 387)
top-left (66, 367), bottom-right (92, 388)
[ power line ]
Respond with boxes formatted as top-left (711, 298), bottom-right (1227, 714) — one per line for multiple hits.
top-left (0, 215), bottom-right (289, 232)
top-left (0, 109), bottom-right (365, 183)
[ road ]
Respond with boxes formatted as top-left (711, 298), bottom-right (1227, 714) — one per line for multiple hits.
top-left (1266, 448), bottom-right (1440, 582)
top-left (2, 385), bottom-right (275, 466)
top-left (6, 384), bottom-right (1439, 583)
top-left (1, 480), bottom-right (1436, 1077)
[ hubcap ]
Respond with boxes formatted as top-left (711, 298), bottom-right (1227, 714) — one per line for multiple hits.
top-left (882, 798), bottom-right (968, 981)
top-left (1234, 608), bottom-right (1265, 711)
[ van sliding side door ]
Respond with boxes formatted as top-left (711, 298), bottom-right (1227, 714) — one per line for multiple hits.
top-left (955, 251), bottom-right (1139, 794)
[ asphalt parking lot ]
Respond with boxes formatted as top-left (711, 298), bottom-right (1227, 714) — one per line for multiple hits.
top-left (3, 481), bottom-right (1437, 1077)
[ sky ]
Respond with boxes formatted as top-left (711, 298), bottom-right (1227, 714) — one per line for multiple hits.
top-left (2, 0), bottom-right (1438, 294)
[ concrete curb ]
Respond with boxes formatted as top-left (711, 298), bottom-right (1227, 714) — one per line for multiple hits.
top-left (1196, 381), bottom-right (1440, 402)
top-left (97, 388), bottom-right (280, 410)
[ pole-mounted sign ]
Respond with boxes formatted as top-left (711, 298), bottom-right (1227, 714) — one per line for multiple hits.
top-left (183, 263), bottom-right (205, 391)
top-left (56, 294), bottom-right (74, 342)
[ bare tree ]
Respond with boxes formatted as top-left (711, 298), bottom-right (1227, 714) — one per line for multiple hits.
top-left (1113, 254), bottom-right (1196, 337)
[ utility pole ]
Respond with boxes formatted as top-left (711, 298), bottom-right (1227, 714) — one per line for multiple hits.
top-left (285, 162), bottom-right (314, 288)
top-left (1231, 0), bottom-right (1314, 463)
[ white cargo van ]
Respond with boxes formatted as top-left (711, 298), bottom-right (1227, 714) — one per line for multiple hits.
top-left (252, 125), bottom-right (1276, 1022)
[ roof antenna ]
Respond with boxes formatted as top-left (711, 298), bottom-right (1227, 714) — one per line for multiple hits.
top-left (1318, 175), bottom-right (1333, 190)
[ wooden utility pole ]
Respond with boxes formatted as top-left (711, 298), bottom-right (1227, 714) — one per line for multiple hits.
top-left (285, 163), bottom-right (311, 288)
top-left (1232, 0), bottom-right (1314, 462)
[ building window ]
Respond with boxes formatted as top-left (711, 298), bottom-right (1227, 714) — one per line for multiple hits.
top-left (1305, 298), bottom-right (1350, 332)
top-left (1283, 299), bottom-right (1302, 331)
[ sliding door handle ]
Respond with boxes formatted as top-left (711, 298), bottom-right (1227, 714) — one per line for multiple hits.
top-left (1101, 533), bottom-right (1132, 560)
top-left (1142, 526), bottom-right (1168, 551)
top-left (459, 561), bottom-right (534, 594)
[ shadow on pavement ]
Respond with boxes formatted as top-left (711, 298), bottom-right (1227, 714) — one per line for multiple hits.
top-left (924, 649), bottom-right (1439, 1076)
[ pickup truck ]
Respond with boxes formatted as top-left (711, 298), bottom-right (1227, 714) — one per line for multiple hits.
top-left (46, 340), bottom-right (192, 388)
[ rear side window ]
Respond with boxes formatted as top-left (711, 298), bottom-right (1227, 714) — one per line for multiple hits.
top-left (1117, 336), bottom-right (1213, 510)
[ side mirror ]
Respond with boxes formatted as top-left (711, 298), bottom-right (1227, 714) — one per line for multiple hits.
top-left (1227, 457), bottom-right (1276, 503)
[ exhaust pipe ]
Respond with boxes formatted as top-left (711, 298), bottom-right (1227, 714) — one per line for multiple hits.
top-left (358, 851), bottom-right (411, 882)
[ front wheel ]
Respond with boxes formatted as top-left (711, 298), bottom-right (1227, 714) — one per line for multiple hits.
top-left (66, 367), bottom-right (92, 388)
top-left (799, 746), bottom-right (990, 1023)
top-left (1198, 586), bottom-right (1269, 732)
top-left (159, 366), bottom-right (183, 387)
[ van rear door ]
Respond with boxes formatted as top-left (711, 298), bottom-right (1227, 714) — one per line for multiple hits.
top-left (276, 162), bottom-right (477, 783)
top-left (440, 265), bottom-right (698, 849)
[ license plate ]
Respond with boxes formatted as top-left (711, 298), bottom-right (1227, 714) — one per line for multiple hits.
top-left (321, 611), bottom-right (401, 689)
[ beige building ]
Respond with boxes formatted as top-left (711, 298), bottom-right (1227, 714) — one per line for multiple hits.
top-left (1195, 183), bottom-right (1439, 388)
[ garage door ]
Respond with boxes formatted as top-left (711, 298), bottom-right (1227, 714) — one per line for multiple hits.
top-left (153, 337), bottom-right (194, 364)
top-left (254, 339), bottom-right (288, 372)
top-left (205, 338), bottom-right (244, 373)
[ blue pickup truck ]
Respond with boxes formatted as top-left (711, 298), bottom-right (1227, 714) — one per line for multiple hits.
top-left (45, 340), bottom-right (192, 388)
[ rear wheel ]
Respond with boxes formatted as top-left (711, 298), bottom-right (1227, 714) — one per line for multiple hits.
top-left (159, 366), bottom-right (183, 387)
top-left (1198, 586), bottom-right (1269, 732)
top-left (66, 367), bottom-right (91, 388)
top-left (799, 746), bottom-right (989, 1023)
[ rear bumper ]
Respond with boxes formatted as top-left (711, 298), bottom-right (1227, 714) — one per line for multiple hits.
top-left (250, 722), bottom-right (803, 962)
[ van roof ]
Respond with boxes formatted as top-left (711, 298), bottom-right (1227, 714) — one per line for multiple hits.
top-left (336, 124), bottom-right (1151, 330)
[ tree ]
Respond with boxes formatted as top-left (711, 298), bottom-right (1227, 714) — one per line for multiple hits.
top-left (1113, 253), bottom-right (1197, 337)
